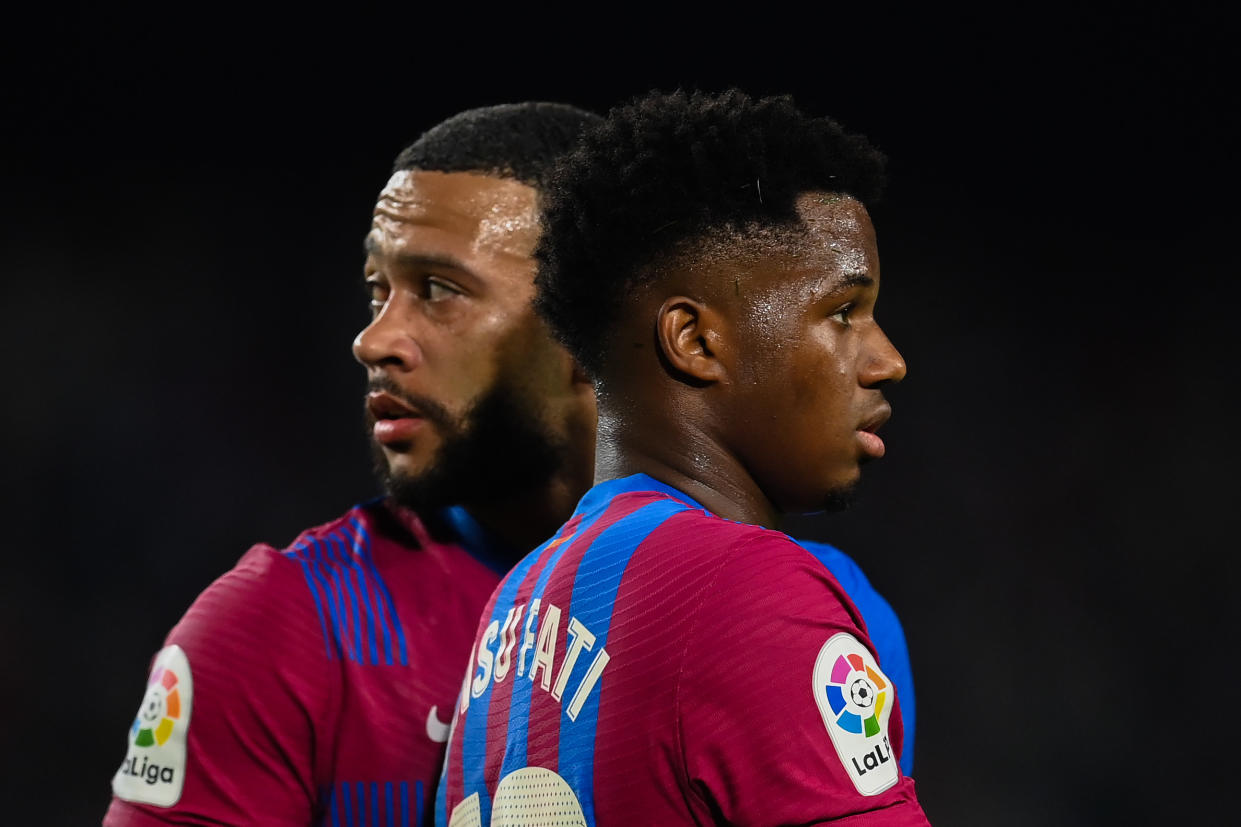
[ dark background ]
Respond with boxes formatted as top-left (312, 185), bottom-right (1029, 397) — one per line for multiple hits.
top-left (3, 10), bottom-right (1238, 825)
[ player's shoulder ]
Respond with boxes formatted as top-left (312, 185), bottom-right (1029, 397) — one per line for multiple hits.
top-left (168, 502), bottom-right (388, 646)
top-left (671, 519), bottom-right (866, 630)
top-left (794, 539), bottom-right (871, 592)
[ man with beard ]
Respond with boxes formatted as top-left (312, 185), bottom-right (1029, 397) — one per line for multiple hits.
top-left (105, 102), bottom-right (598, 826)
top-left (106, 100), bottom-right (916, 827)
top-left (438, 90), bottom-right (930, 825)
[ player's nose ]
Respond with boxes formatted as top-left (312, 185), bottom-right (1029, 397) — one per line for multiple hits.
top-left (352, 299), bottom-right (424, 372)
top-left (860, 324), bottom-right (907, 388)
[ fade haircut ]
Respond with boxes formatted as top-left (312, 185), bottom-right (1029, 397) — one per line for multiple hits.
top-left (393, 102), bottom-right (601, 189)
top-left (534, 89), bottom-right (887, 380)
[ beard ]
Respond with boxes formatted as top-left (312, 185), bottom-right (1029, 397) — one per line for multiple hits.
top-left (366, 374), bottom-right (568, 514)
top-left (817, 481), bottom-right (858, 514)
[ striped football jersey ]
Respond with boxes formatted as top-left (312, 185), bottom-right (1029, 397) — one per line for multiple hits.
top-left (105, 500), bottom-right (508, 826)
top-left (437, 474), bottom-right (929, 826)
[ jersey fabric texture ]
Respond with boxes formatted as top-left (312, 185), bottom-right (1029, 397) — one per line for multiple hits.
top-left (105, 500), bottom-right (508, 826)
top-left (437, 474), bottom-right (929, 826)
top-left (799, 539), bottom-right (916, 776)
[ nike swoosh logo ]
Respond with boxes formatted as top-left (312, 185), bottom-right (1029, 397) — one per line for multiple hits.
top-left (426, 705), bottom-right (451, 743)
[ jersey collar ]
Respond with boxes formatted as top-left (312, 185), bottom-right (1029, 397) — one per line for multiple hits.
top-left (573, 473), bottom-right (711, 518)
top-left (438, 505), bottom-right (520, 575)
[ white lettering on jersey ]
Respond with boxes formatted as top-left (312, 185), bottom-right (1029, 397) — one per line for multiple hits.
top-left (551, 617), bottom-right (596, 702)
top-left (516, 597), bottom-right (540, 677)
top-left (491, 767), bottom-right (586, 825)
top-left (812, 632), bottom-right (900, 796)
top-left (112, 645), bottom-right (194, 807)
top-left (471, 620), bottom-right (500, 698)
top-left (566, 647), bottom-right (610, 721)
top-left (529, 602), bottom-right (562, 691)
top-left (493, 605), bottom-right (523, 683)
top-left (462, 599), bottom-right (611, 722)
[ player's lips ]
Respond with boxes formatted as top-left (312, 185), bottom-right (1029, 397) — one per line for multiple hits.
top-left (855, 404), bottom-right (891, 460)
top-left (367, 391), bottom-right (427, 446)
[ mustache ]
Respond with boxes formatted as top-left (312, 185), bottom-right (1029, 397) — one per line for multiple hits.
top-left (364, 375), bottom-right (456, 430)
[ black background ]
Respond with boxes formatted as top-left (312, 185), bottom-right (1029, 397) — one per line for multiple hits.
top-left (3, 9), bottom-right (1238, 825)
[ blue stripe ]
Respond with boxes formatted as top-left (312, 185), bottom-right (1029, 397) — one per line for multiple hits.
top-left (324, 533), bottom-right (367, 663)
top-left (370, 782), bottom-right (378, 826)
top-left (558, 498), bottom-right (691, 824)
top-left (331, 528), bottom-right (381, 665)
top-left (303, 541), bottom-right (348, 660)
top-left (342, 781), bottom-right (354, 827)
top-left (310, 538), bottom-right (355, 661)
top-left (414, 781), bottom-right (423, 826)
top-left (498, 517), bottom-right (603, 779)
top-left (286, 545), bottom-right (334, 661)
top-left (361, 518), bottom-right (409, 665)
top-left (349, 518), bottom-right (397, 666)
top-left (328, 783), bottom-right (341, 827)
top-left (384, 781), bottom-right (394, 827)
top-left (458, 531), bottom-right (572, 826)
top-left (400, 781), bottom-right (410, 827)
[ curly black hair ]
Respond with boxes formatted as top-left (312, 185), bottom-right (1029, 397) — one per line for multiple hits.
top-left (393, 102), bottom-right (601, 190)
top-left (534, 89), bottom-right (887, 379)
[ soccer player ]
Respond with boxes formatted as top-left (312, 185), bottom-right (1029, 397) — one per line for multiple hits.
top-left (104, 103), bottom-right (600, 826)
top-left (438, 90), bottom-right (931, 825)
top-left (105, 99), bottom-right (916, 827)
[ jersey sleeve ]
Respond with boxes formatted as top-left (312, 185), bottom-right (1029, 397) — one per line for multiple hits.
top-left (104, 544), bottom-right (340, 826)
top-left (676, 531), bottom-right (929, 826)
top-left (797, 540), bottom-right (917, 776)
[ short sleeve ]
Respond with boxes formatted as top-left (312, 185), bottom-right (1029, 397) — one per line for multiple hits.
top-left (677, 531), bottom-right (929, 826)
top-left (104, 545), bottom-right (340, 825)
top-left (797, 540), bottom-right (917, 776)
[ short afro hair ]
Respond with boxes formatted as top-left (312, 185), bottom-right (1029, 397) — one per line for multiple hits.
top-left (534, 89), bottom-right (887, 380)
top-left (393, 102), bottom-right (601, 190)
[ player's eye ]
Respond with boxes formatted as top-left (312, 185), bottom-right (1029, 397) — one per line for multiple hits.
top-left (365, 279), bottom-right (389, 313)
top-left (425, 277), bottom-right (463, 302)
top-left (829, 303), bottom-right (854, 327)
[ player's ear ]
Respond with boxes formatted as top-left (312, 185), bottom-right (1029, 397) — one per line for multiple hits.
top-left (655, 296), bottom-right (731, 385)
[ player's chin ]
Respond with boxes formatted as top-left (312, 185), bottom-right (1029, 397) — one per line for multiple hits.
top-left (380, 442), bottom-right (438, 476)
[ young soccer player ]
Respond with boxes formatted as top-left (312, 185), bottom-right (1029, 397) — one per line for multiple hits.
top-left (106, 98), bottom-right (917, 827)
top-left (438, 90), bottom-right (930, 825)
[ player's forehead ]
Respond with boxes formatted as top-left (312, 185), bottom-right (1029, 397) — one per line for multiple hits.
top-left (685, 195), bottom-right (879, 305)
top-left (368, 169), bottom-right (541, 263)
top-left (792, 192), bottom-right (877, 268)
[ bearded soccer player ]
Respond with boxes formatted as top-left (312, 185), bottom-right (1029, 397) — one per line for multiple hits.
top-left (105, 99), bottom-right (916, 827)
top-left (103, 103), bottom-right (600, 826)
top-left (438, 90), bottom-right (930, 825)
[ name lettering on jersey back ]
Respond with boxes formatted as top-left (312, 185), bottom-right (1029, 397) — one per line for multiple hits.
top-left (461, 598), bottom-right (610, 721)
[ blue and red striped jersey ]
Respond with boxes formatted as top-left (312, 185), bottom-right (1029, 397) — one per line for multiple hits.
top-left (106, 499), bottom-right (507, 826)
top-left (437, 474), bottom-right (929, 826)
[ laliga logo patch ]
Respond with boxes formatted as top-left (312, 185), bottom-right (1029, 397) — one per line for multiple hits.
top-left (112, 645), bottom-right (193, 807)
top-left (812, 633), bottom-right (899, 796)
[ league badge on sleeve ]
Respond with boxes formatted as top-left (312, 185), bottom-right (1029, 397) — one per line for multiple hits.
top-left (112, 644), bottom-right (193, 806)
top-left (812, 633), bottom-right (899, 796)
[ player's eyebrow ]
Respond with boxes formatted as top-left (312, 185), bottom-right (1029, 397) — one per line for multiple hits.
top-left (363, 236), bottom-right (469, 272)
top-left (822, 271), bottom-right (874, 296)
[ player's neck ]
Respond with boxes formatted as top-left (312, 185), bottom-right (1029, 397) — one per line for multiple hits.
top-left (463, 465), bottom-right (593, 557)
top-left (594, 407), bottom-right (779, 528)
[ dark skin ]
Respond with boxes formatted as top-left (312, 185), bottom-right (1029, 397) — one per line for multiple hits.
top-left (353, 169), bottom-right (596, 552)
top-left (595, 193), bottom-right (906, 527)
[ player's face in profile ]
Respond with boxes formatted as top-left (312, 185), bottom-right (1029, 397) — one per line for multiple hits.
top-left (726, 194), bottom-right (906, 513)
top-left (353, 169), bottom-right (573, 508)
